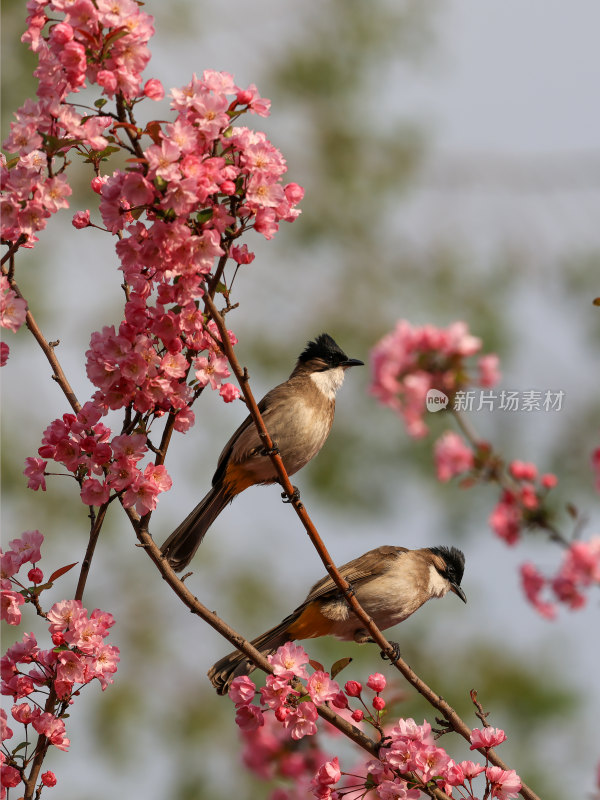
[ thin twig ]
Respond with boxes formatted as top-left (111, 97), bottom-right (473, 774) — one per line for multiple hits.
top-left (3, 274), bottom-right (81, 414)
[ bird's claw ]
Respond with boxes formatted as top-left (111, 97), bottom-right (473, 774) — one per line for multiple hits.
top-left (381, 641), bottom-right (401, 662)
top-left (281, 485), bottom-right (301, 504)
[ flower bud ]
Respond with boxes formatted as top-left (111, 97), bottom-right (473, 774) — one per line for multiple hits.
top-left (344, 680), bottom-right (362, 697)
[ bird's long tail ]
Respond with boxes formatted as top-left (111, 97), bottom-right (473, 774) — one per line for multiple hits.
top-left (160, 483), bottom-right (232, 571)
top-left (207, 612), bottom-right (298, 695)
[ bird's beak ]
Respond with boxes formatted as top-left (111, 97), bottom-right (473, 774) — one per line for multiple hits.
top-left (451, 583), bottom-right (467, 603)
top-left (339, 358), bottom-right (364, 368)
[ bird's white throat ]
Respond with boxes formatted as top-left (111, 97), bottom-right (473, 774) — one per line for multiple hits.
top-left (427, 564), bottom-right (451, 598)
top-left (310, 367), bottom-right (346, 400)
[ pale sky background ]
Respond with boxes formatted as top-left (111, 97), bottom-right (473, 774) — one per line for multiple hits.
top-left (2, 1), bottom-right (599, 798)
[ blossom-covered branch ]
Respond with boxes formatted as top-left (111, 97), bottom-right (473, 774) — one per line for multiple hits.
top-left (370, 319), bottom-right (600, 617)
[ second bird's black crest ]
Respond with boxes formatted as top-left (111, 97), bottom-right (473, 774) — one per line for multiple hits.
top-left (428, 545), bottom-right (465, 586)
top-left (299, 333), bottom-right (349, 367)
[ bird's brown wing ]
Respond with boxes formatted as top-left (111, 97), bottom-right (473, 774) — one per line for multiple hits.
top-left (211, 392), bottom-right (275, 486)
top-left (299, 546), bottom-right (408, 606)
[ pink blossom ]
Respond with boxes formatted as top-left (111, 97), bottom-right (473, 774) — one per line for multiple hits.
top-left (219, 382), bottom-right (240, 403)
top-left (459, 760), bottom-right (486, 778)
top-left (173, 407), bottom-right (195, 432)
top-left (0, 592), bottom-right (25, 625)
top-left (344, 680), bottom-right (362, 697)
top-left (80, 477), bottom-right (110, 507)
top-left (372, 696), bottom-right (386, 711)
top-left (470, 726), bottom-right (507, 750)
top-left (71, 209), bottom-right (91, 228)
top-left (41, 771), bottom-right (57, 787)
top-left (1, 764), bottom-right (21, 788)
top-left (478, 354), bottom-right (501, 387)
top-left (509, 461), bottom-right (538, 482)
top-left (434, 431), bottom-right (474, 482)
top-left (229, 676), bottom-right (256, 706)
top-left (520, 563), bottom-right (556, 619)
top-left (351, 709), bottom-right (364, 722)
top-left (1, 277), bottom-right (27, 333)
top-left (9, 530), bottom-right (43, 566)
top-left (540, 473), bottom-right (558, 489)
top-left (235, 703), bottom-right (264, 731)
top-left (489, 491), bottom-right (522, 545)
top-left (486, 766), bottom-right (522, 799)
top-left (194, 354), bottom-right (231, 390)
top-left (307, 671), bottom-right (340, 705)
top-left (284, 701), bottom-right (318, 740)
top-left (47, 600), bottom-right (86, 633)
top-left (367, 673), bottom-right (387, 692)
top-left (331, 691), bottom-right (348, 709)
top-left (31, 712), bottom-right (70, 751)
top-left (11, 703), bottom-right (38, 726)
top-left (413, 744), bottom-right (451, 782)
top-left (143, 78), bottom-right (164, 100)
top-left (259, 674), bottom-right (299, 710)
top-left (268, 642), bottom-right (310, 680)
top-left (27, 567), bottom-right (43, 584)
top-left (313, 756), bottom-right (341, 788)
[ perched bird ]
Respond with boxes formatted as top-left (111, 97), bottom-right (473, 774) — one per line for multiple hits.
top-left (208, 544), bottom-right (466, 694)
top-left (161, 333), bottom-right (363, 571)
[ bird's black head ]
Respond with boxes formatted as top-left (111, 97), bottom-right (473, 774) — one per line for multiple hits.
top-left (428, 545), bottom-right (466, 602)
top-left (298, 333), bottom-right (364, 370)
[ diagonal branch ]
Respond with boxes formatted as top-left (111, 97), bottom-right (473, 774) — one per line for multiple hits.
top-left (130, 514), bottom-right (450, 800)
top-left (201, 294), bottom-right (541, 800)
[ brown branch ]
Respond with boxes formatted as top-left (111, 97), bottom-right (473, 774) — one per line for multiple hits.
top-left (129, 514), bottom-right (386, 762)
top-left (201, 294), bottom-right (541, 800)
top-left (3, 273), bottom-right (81, 414)
top-left (75, 502), bottom-right (109, 602)
top-left (130, 514), bottom-right (451, 800)
top-left (22, 688), bottom-right (59, 800)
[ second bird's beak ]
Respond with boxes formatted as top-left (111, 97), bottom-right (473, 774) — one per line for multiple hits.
top-left (340, 358), bottom-right (364, 368)
top-left (451, 583), bottom-right (467, 603)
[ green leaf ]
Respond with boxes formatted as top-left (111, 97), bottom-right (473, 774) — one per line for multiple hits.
top-left (94, 98), bottom-right (108, 109)
top-left (196, 208), bottom-right (213, 225)
top-left (330, 656), bottom-right (353, 678)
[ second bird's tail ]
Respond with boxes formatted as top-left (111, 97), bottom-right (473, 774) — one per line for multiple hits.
top-left (207, 613), bottom-right (298, 695)
top-left (160, 483), bottom-right (232, 571)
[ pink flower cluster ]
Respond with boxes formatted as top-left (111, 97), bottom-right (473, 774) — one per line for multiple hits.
top-left (24, 402), bottom-right (172, 514)
top-left (370, 320), bottom-right (499, 438)
top-left (1, 533), bottom-right (119, 795)
top-left (434, 431), bottom-right (475, 482)
top-left (1, 531), bottom-right (43, 626)
top-left (2, 0), bottom-right (156, 246)
top-left (489, 461), bottom-right (558, 546)
top-left (230, 648), bottom-right (522, 800)
top-left (521, 536), bottom-right (600, 619)
top-left (230, 644), bottom-right (337, 741)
